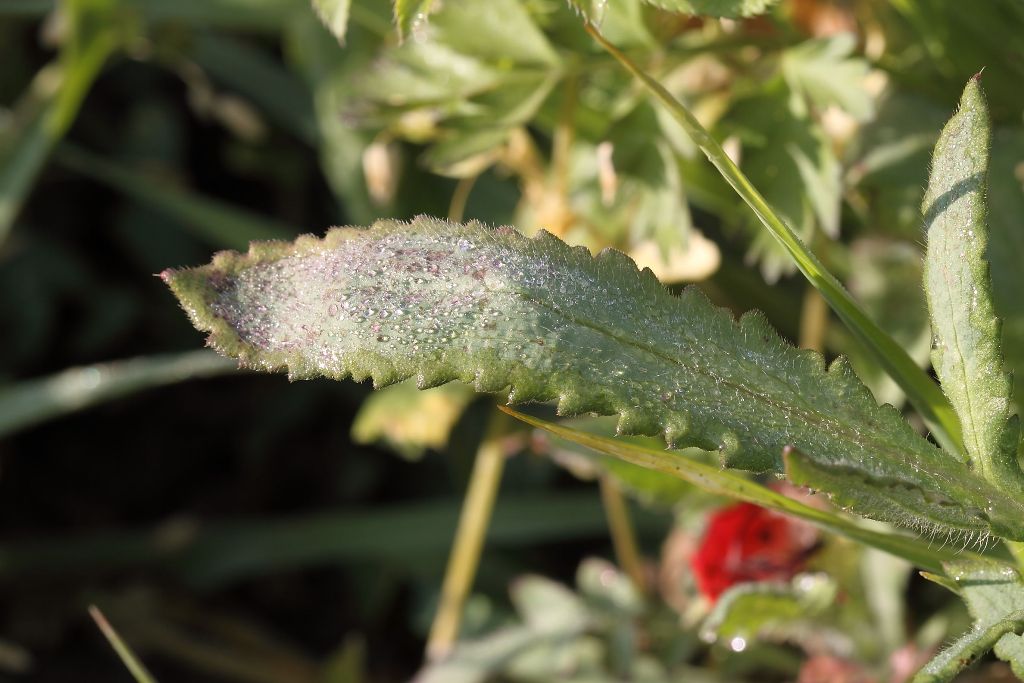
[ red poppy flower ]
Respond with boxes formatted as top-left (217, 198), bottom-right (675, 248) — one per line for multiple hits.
top-left (690, 501), bottom-right (819, 602)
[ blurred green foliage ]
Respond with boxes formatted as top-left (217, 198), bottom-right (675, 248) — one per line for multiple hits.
top-left (1, 0), bottom-right (1023, 681)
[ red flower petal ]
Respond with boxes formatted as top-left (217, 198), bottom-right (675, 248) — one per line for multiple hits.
top-left (691, 501), bottom-right (819, 602)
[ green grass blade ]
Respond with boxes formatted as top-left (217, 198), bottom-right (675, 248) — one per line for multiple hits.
top-left (923, 78), bottom-right (1021, 491)
top-left (55, 144), bottom-right (295, 250)
top-left (0, 492), bottom-right (629, 585)
top-left (499, 406), bottom-right (966, 574)
top-left (89, 605), bottom-right (159, 683)
top-left (0, 6), bottom-right (118, 245)
top-left (584, 23), bottom-right (964, 457)
top-left (0, 351), bottom-right (237, 439)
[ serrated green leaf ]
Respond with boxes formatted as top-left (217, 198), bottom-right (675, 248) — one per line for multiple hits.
top-left (913, 559), bottom-right (1024, 683)
top-left (587, 22), bottom-right (965, 459)
top-left (394, 0), bottom-right (435, 42)
top-left (311, 0), bottom-right (351, 43)
top-left (500, 407), bottom-right (975, 573)
top-left (923, 78), bottom-right (1021, 491)
top-left (163, 217), bottom-right (1024, 541)
top-left (641, 0), bottom-right (778, 19)
top-left (782, 448), bottom-right (986, 546)
top-left (700, 574), bottom-right (836, 644)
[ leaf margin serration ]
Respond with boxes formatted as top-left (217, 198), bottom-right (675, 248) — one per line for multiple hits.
top-left (161, 216), bottom-right (1024, 541)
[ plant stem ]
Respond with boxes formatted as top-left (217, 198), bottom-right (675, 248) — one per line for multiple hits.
top-left (89, 606), bottom-right (159, 683)
top-left (584, 23), bottom-right (964, 458)
top-left (425, 433), bottom-right (507, 661)
top-left (799, 286), bottom-right (829, 354)
top-left (552, 73), bottom-right (578, 199)
top-left (599, 476), bottom-right (647, 594)
top-left (1007, 541), bottom-right (1024, 574)
top-left (447, 174), bottom-right (478, 223)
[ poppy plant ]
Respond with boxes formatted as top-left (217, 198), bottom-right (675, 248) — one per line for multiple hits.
top-left (691, 501), bottom-right (820, 602)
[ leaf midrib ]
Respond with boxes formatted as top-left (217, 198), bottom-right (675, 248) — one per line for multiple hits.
top-left (512, 283), bottom-right (928, 470)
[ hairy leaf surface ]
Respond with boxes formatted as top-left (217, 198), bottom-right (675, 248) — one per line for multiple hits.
top-left (163, 217), bottom-right (1024, 540)
top-left (915, 560), bottom-right (1024, 682)
top-left (923, 78), bottom-right (1020, 489)
top-left (503, 407), bottom-right (977, 572)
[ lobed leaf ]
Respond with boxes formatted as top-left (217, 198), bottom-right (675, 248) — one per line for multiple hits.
top-left (163, 217), bottom-right (1024, 541)
top-left (723, 87), bottom-right (840, 282)
top-left (781, 33), bottom-right (874, 122)
top-left (923, 78), bottom-right (1022, 491)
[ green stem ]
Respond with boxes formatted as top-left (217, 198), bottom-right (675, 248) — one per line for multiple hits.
top-left (799, 286), bottom-right (829, 354)
top-left (1007, 541), bottom-right (1024, 574)
top-left (599, 476), bottom-right (647, 594)
top-left (584, 23), bottom-right (964, 458)
top-left (447, 174), bottom-right (478, 223)
top-left (426, 430), bottom-right (507, 661)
